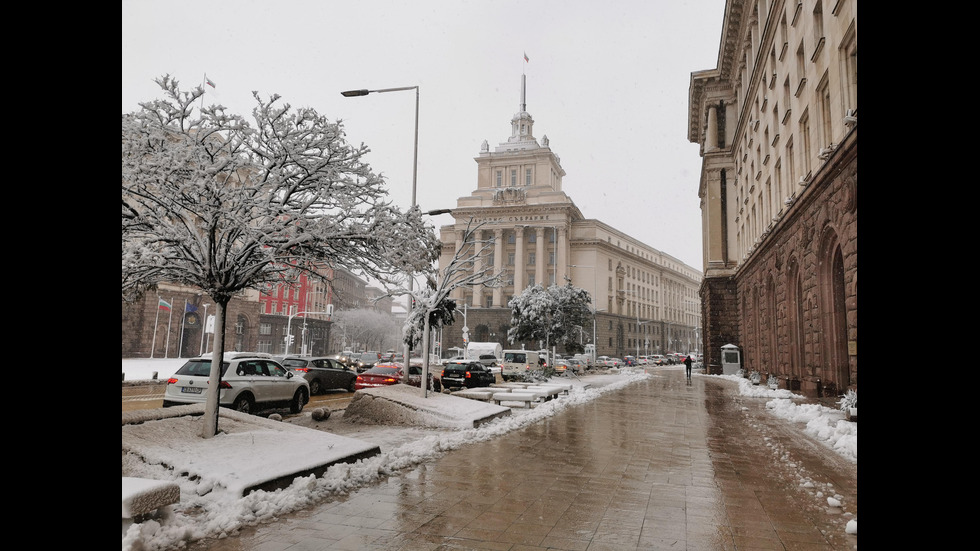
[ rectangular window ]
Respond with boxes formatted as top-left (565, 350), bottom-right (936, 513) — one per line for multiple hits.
top-left (511, 169), bottom-right (517, 186)
top-left (549, 252), bottom-right (555, 265)
top-left (817, 74), bottom-right (833, 147)
top-left (260, 323), bottom-right (272, 335)
top-left (800, 110), bottom-right (812, 175)
top-left (841, 28), bottom-right (857, 112)
top-left (528, 274), bottom-right (535, 287)
top-left (528, 253), bottom-right (536, 266)
top-left (496, 170), bottom-right (502, 187)
top-left (528, 232), bottom-right (536, 243)
top-left (507, 253), bottom-right (515, 265)
top-left (485, 294), bottom-right (493, 308)
top-left (525, 168), bottom-right (532, 186)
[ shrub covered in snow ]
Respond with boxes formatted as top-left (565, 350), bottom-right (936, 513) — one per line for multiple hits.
top-left (838, 389), bottom-right (857, 412)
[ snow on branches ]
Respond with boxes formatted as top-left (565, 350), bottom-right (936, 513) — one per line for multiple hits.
top-left (122, 75), bottom-right (440, 304)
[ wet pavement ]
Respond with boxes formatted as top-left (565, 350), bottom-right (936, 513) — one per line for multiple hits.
top-left (189, 369), bottom-right (857, 550)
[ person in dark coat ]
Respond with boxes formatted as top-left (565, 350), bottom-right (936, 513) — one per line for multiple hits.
top-left (683, 355), bottom-right (693, 379)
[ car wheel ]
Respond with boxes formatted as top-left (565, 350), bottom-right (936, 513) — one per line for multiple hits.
top-left (347, 378), bottom-right (357, 393)
top-left (290, 388), bottom-right (308, 414)
top-left (309, 379), bottom-right (322, 395)
top-left (233, 394), bottom-right (254, 414)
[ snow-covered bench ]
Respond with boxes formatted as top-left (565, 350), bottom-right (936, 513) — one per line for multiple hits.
top-left (451, 389), bottom-right (496, 402)
top-left (491, 390), bottom-right (544, 408)
top-left (523, 386), bottom-right (563, 400)
top-left (122, 477), bottom-right (180, 532)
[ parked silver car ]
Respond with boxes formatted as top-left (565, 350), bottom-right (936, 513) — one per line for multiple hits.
top-left (163, 352), bottom-right (309, 415)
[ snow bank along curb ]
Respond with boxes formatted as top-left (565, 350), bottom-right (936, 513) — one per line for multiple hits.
top-left (122, 406), bottom-right (382, 497)
top-left (342, 384), bottom-right (512, 428)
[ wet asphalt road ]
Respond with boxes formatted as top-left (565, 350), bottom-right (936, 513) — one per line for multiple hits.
top-left (185, 369), bottom-right (857, 550)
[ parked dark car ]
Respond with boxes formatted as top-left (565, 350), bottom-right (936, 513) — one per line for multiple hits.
top-left (439, 360), bottom-right (495, 391)
top-left (280, 356), bottom-right (357, 394)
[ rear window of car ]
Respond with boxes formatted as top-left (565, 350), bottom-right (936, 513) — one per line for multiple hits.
top-left (504, 352), bottom-right (526, 363)
top-left (280, 358), bottom-right (309, 368)
top-left (175, 359), bottom-right (229, 377)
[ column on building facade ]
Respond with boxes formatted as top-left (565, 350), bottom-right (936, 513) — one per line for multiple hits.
top-left (493, 228), bottom-right (504, 307)
top-left (557, 226), bottom-right (568, 284)
top-left (514, 226), bottom-right (525, 293)
top-left (451, 229), bottom-right (465, 302)
top-left (535, 227), bottom-right (545, 287)
top-left (472, 229), bottom-right (484, 307)
top-left (706, 104), bottom-right (718, 152)
top-left (704, 168), bottom-right (726, 270)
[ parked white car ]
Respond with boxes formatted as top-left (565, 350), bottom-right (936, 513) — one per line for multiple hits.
top-left (163, 352), bottom-right (310, 415)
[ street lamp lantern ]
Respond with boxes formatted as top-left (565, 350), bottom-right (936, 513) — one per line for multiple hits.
top-left (340, 89), bottom-right (370, 97)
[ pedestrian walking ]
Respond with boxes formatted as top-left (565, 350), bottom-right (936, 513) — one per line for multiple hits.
top-left (684, 354), bottom-right (693, 379)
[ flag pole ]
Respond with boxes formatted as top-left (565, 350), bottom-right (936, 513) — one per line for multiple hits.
top-left (151, 296), bottom-right (161, 358)
top-left (178, 299), bottom-right (187, 358)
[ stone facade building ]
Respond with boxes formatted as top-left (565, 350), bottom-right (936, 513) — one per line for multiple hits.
top-left (688, 0), bottom-right (857, 396)
top-left (438, 75), bottom-right (702, 359)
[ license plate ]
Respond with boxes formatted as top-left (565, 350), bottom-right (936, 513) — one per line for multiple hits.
top-left (181, 387), bottom-right (203, 394)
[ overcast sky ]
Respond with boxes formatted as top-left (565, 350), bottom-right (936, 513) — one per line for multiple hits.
top-left (122, 0), bottom-right (726, 273)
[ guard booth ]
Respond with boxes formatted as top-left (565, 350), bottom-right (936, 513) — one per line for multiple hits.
top-left (721, 344), bottom-right (741, 375)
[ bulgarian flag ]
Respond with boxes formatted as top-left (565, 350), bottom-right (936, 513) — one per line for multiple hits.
top-left (205, 76), bottom-right (216, 88)
top-left (159, 298), bottom-right (172, 311)
top-left (523, 52), bottom-right (529, 62)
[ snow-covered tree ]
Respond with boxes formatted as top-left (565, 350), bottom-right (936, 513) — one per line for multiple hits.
top-left (396, 218), bottom-right (501, 393)
top-left (507, 281), bottom-right (593, 354)
top-left (122, 75), bottom-right (439, 436)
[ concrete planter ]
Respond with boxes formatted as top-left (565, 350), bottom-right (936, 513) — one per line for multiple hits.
top-left (846, 407), bottom-right (857, 422)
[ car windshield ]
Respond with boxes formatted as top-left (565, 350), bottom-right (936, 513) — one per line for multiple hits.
top-left (175, 359), bottom-right (229, 377)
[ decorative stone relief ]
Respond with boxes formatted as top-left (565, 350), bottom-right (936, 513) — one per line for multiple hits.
top-left (492, 188), bottom-right (527, 205)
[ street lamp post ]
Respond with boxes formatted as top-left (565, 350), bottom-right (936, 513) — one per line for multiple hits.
top-left (342, 85), bottom-right (420, 383)
top-left (285, 310), bottom-right (334, 356)
top-left (340, 86), bottom-right (425, 376)
top-left (568, 264), bottom-right (598, 358)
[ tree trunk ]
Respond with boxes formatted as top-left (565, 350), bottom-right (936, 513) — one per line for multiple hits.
top-left (421, 310), bottom-right (432, 397)
top-left (201, 299), bottom-right (229, 438)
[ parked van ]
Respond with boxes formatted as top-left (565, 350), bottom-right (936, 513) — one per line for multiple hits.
top-left (465, 342), bottom-right (502, 364)
top-left (501, 349), bottom-right (540, 376)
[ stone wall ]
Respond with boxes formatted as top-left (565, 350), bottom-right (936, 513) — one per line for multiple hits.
top-left (731, 139), bottom-right (857, 394)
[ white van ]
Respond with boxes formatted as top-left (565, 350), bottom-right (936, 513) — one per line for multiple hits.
top-left (501, 349), bottom-right (540, 376)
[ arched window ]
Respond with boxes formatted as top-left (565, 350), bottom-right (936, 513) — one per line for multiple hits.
top-left (819, 230), bottom-right (849, 392)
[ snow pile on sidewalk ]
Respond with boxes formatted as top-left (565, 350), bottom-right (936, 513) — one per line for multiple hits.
top-left (713, 374), bottom-right (857, 463)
